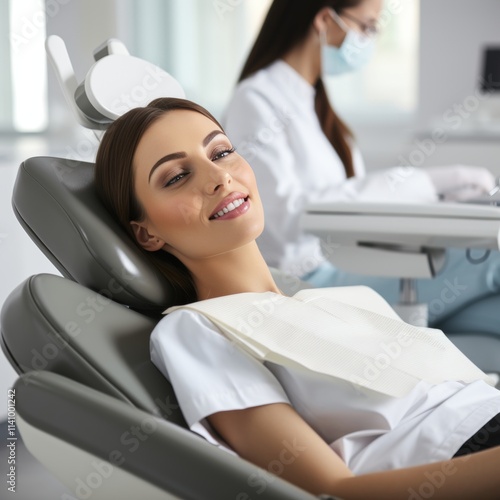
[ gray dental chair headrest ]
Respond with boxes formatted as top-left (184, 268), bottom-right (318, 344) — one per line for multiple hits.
top-left (13, 156), bottom-right (174, 313)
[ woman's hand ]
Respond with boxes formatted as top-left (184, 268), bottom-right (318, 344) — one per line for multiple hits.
top-left (424, 165), bottom-right (497, 201)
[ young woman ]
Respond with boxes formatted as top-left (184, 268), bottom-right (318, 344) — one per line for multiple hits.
top-left (222, 0), bottom-right (500, 332)
top-left (94, 97), bottom-right (500, 499)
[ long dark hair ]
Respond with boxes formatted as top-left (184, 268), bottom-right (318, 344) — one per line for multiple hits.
top-left (95, 97), bottom-right (224, 305)
top-left (239, 0), bottom-right (363, 178)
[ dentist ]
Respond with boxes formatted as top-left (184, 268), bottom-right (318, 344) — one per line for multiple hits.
top-left (222, 0), bottom-right (500, 330)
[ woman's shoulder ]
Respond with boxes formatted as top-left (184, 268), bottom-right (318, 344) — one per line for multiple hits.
top-left (152, 308), bottom-right (220, 341)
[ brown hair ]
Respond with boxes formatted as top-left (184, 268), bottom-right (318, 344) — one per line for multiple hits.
top-left (94, 97), bottom-right (223, 305)
top-left (239, 0), bottom-right (363, 178)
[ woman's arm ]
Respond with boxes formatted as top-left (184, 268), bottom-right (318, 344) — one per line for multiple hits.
top-left (208, 403), bottom-right (500, 500)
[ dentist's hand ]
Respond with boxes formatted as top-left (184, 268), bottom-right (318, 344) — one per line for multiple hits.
top-left (424, 165), bottom-right (497, 201)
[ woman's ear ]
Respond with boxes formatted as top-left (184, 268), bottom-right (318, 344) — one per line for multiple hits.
top-left (130, 220), bottom-right (165, 252)
top-left (313, 7), bottom-right (345, 47)
top-left (313, 6), bottom-right (333, 34)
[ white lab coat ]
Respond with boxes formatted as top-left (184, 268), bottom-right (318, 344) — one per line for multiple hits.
top-left (222, 60), bottom-right (438, 276)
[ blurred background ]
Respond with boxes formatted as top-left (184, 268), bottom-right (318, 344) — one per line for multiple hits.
top-left (1, 0), bottom-right (500, 476)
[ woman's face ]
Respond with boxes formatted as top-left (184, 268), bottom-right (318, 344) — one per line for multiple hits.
top-left (324, 0), bottom-right (383, 46)
top-left (340, 0), bottom-right (382, 35)
top-left (131, 109), bottom-right (264, 265)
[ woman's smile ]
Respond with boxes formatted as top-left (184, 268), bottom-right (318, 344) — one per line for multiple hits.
top-left (209, 193), bottom-right (250, 220)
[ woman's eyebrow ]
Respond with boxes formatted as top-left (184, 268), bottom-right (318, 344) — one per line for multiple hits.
top-left (148, 130), bottom-right (225, 183)
top-left (203, 129), bottom-right (225, 147)
top-left (149, 152), bottom-right (186, 182)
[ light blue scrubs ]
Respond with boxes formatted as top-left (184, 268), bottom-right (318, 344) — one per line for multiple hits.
top-left (302, 248), bottom-right (500, 333)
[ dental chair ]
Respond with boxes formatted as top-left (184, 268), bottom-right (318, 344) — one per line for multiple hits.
top-left (0, 155), bottom-right (327, 500)
top-left (1, 37), bottom-right (330, 500)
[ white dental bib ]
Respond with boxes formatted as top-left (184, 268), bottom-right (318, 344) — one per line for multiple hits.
top-left (165, 286), bottom-right (493, 397)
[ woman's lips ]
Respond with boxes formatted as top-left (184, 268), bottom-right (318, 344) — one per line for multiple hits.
top-left (209, 195), bottom-right (250, 220)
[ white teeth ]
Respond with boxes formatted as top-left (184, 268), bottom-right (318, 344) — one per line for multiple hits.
top-left (212, 198), bottom-right (246, 219)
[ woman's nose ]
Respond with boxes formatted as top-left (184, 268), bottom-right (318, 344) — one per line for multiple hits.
top-left (202, 164), bottom-right (231, 195)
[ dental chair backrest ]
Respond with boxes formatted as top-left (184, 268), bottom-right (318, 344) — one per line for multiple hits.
top-left (2, 155), bottom-right (187, 426)
top-left (1, 39), bottom-right (189, 425)
top-left (13, 156), bottom-right (174, 313)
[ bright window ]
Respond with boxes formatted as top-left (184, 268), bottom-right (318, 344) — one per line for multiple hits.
top-left (0, 0), bottom-right (48, 132)
top-left (131, 0), bottom-right (418, 123)
top-left (130, 0), bottom-right (272, 118)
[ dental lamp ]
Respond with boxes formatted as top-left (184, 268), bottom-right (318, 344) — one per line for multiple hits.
top-left (45, 35), bottom-right (185, 132)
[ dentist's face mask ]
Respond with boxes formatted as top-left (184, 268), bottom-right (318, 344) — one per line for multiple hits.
top-left (321, 9), bottom-right (375, 76)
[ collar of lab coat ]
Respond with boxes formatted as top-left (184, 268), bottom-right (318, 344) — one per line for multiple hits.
top-left (268, 59), bottom-right (316, 107)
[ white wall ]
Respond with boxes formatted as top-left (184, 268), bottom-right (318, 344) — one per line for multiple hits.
top-left (355, 0), bottom-right (500, 175)
top-left (413, 0), bottom-right (500, 174)
top-left (418, 0), bottom-right (500, 130)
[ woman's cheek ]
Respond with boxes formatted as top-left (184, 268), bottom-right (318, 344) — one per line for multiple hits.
top-left (178, 195), bottom-right (205, 225)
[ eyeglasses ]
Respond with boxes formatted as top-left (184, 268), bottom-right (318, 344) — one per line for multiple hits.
top-left (338, 11), bottom-right (380, 37)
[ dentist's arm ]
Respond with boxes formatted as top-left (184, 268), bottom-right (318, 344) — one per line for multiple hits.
top-left (208, 402), bottom-right (500, 500)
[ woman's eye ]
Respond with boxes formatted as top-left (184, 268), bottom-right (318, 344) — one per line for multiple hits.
top-left (212, 147), bottom-right (235, 161)
top-left (164, 172), bottom-right (189, 187)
